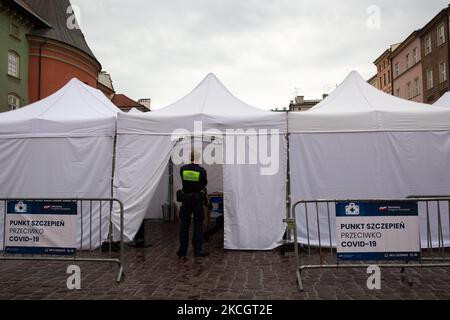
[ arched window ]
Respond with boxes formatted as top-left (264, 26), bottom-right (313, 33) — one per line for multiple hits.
top-left (7, 51), bottom-right (20, 78)
top-left (8, 93), bottom-right (21, 111)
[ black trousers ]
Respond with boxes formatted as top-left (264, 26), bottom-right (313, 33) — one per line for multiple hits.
top-left (178, 192), bottom-right (204, 256)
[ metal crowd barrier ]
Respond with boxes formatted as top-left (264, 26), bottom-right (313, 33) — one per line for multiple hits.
top-left (0, 198), bottom-right (124, 283)
top-left (285, 197), bottom-right (450, 291)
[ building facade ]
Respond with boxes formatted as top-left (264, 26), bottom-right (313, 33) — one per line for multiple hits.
top-left (112, 94), bottom-right (150, 113)
top-left (368, 74), bottom-right (378, 89)
top-left (420, 7), bottom-right (450, 104)
top-left (0, 0), bottom-right (102, 112)
top-left (0, 0), bottom-right (48, 112)
top-left (373, 44), bottom-right (400, 95)
top-left (138, 98), bottom-right (151, 111)
top-left (391, 31), bottom-right (423, 102)
top-left (25, 0), bottom-right (101, 103)
top-left (97, 71), bottom-right (115, 99)
top-left (371, 4), bottom-right (450, 104)
top-left (288, 95), bottom-right (326, 112)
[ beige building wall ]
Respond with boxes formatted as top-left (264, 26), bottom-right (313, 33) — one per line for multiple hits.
top-left (392, 36), bottom-right (423, 102)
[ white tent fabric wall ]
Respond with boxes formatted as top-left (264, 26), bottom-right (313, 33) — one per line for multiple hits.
top-left (112, 134), bottom-right (175, 237)
top-left (0, 78), bottom-right (120, 250)
top-left (113, 74), bottom-right (288, 250)
top-left (223, 135), bottom-right (287, 249)
top-left (433, 92), bottom-right (450, 107)
top-left (289, 71), bottom-right (450, 249)
top-left (290, 132), bottom-right (450, 248)
top-left (144, 162), bottom-right (169, 219)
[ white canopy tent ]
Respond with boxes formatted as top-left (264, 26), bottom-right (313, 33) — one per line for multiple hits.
top-left (289, 71), bottom-right (450, 248)
top-left (113, 73), bottom-right (288, 250)
top-left (0, 78), bottom-right (121, 250)
top-left (433, 92), bottom-right (450, 107)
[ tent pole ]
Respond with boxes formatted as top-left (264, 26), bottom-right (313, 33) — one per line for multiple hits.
top-left (168, 158), bottom-right (174, 222)
top-left (108, 133), bottom-right (117, 244)
top-left (110, 134), bottom-right (117, 199)
top-left (168, 137), bottom-right (187, 222)
top-left (285, 132), bottom-right (292, 242)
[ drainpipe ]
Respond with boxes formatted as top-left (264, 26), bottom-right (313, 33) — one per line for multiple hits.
top-left (37, 39), bottom-right (47, 100)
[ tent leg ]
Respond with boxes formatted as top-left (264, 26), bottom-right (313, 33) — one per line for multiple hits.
top-left (168, 158), bottom-right (174, 221)
top-left (285, 133), bottom-right (292, 242)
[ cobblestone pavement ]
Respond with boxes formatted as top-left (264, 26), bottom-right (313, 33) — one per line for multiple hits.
top-left (0, 220), bottom-right (450, 300)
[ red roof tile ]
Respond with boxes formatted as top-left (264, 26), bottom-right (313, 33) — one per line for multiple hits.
top-left (112, 94), bottom-right (144, 108)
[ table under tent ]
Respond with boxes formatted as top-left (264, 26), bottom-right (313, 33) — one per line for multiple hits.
top-left (112, 74), bottom-right (288, 250)
top-left (288, 71), bottom-right (450, 248)
top-left (0, 78), bottom-right (121, 250)
top-left (433, 92), bottom-right (450, 107)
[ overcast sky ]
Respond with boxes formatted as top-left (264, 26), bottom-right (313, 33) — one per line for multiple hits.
top-left (70, 0), bottom-right (447, 110)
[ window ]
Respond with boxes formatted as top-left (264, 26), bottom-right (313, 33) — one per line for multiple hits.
top-left (427, 69), bottom-right (434, 90)
top-left (425, 35), bottom-right (432, 55)
top-left (383, 73), bottom-right (386, 86)
top-left (395, 88), bottom-right (401, 97)
top-left (388, 71), bottom-right (391, 84)
top-left (439, 62), bottom-right (447, 83)
top-left (10, 23), bottom-right (20, 39)
top-left (414, 78), bottom-right (420, 96)
top-left (7, 94), bottom-right (21, 111)
top-left (395, 62), bottom-right (399, 77)
top-left (406, 54), bottom-right (410, 69)
top-left (7, 51), bottom-right (20, 78)
top-left (437, 23), bottom-right (446, 46)
top-left (413, 47), bottom-right (418, 64)
top-left (407, 82), bottom-right (412, 99)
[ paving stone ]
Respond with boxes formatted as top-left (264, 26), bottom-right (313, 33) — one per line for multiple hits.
top-left (1, 221), bottom-right (450, 300)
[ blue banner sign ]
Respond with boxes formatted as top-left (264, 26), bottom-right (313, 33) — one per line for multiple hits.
top-left (5, 201), bottom-right (78, 255)
top-left (336, 201), bottom-right (420, 261)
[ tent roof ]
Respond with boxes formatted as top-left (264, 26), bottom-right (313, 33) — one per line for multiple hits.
top-left (289, 71), bottom-right (450, 133)
top-left (433, 92), bottom-right (450, 107)
top-left (0, 78), bottom-right (120, 138)
top-left (118, 73), bottom-right (287, 134)
top-left (152, 73), bottom-right (272, 117)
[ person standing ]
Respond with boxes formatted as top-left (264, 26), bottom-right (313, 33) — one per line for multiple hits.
top-left (177, 151), bottom-right (209, 259)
